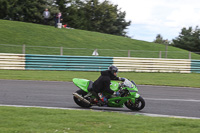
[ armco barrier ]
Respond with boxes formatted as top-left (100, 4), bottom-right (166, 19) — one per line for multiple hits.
top-left (113, 57), bottom-right (191, 73)
top-left (0, 53), bottom-right (25, 70)
top-left (25, 54), bottom-right (113, 71)
top-left (191, 60), bottom-right (200, 73)
top-left (1, 53), bottom-right (200, 73)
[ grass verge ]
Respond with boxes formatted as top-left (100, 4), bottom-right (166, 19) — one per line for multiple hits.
top-left (1, 20), bottom-right (200, 59)
top-left (0, 106), bottom-right (200, 133)
top-left (0, 70), bottom-right (200, 88)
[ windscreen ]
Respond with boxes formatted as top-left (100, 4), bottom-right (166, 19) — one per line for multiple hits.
top-left (124, 79), bottom-right (134, 88)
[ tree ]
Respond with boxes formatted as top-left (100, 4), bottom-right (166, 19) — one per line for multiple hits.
top-left (83, 0), bottom-right (131, 36)
top-left (153, 34), bottom-right (165, 44)
top-left (60, 0), bottom-right (86, 29)
top-left (173, 26), bottom-right (200, 52)
top-left (55, 0), bottom-right (71, 21)
top-left (55, 0), bottom-right (131, 36)
top-left (0, 0), bottom-right (59, 25)
top-left (113, 8), bottom-right (131, 36)
top-left (1, 0), bottom-right (131, 36)
top-left (1, 0), bottom-right (46, 23)
top-left (0, 0), bottom-right (9, 19)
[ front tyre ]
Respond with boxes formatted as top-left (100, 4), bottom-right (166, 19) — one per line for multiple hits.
top-left (125, 96), bottom-right (145, 111)
top-left (73, 90), bottom-right (92, 108)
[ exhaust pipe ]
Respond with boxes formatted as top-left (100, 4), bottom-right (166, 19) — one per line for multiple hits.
top-left (73, 93), bottom-right (91, 105)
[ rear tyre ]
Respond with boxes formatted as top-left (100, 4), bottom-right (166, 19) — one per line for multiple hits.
top-left (73, 90), bottom-right (92, 108)
top-left (125, 96), bottom-right (145, 111)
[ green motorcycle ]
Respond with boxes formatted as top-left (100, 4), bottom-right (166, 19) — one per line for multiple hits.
top-left (72, 78), bottom-right (145, 111)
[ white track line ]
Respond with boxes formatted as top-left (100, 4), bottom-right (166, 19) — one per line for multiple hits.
top-left (136, 113), bottom-right (200, 120)
top-left (0, 104), bottom-right (200, 120)
top-left (145, 98), bottom-right (200, 102)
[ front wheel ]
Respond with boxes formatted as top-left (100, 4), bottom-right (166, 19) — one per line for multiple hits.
top-left (73, 90), bottom-right (92, 108)
top-left (125, 96), bottom-right (145, 111)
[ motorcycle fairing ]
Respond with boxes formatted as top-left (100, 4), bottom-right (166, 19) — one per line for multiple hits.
top-left (73, 78), bottom-right (90, 92)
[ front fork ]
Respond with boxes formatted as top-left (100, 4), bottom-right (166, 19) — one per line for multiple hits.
top-left (107, 92), bottom-right (140, 107)
top-left (128, 92), bottom-right (140, 103)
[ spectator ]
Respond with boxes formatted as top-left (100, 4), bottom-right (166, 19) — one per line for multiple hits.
top-left (54, 12), bottom-right (63, 28)
top-left (43, 8), bottom-right (50, 25)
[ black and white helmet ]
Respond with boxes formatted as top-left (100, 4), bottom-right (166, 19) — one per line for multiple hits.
top-left (108, 65), bottom-right (118, 75)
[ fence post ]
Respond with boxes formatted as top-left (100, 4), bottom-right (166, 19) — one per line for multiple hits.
top-left (128, 50), bottom-right (130, 57)
top-left (189, 52), bottom-right (191, 59)
top-left (165, 46), bottom-right (168, 58)
top-left (22, 44), bottom-right (25, 54)
top-left (159, 51), bottom-right (162, 58)
top-left (165, 40), bottom-right (168, 58)
top-left (60, 47), bottom-right (63, 55)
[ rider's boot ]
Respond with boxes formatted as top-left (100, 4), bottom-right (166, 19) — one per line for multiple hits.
top-left (98, 93), bottom-right (108, 106)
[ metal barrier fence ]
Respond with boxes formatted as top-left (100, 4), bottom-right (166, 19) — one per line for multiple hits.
top-left (1, 44), bottom-right (200, 59)
top-left (1, 53), bottom-right (200, 73)
top-left (113, 57), bottom-right (191, 73)
top-left (191, 60), bottom-right (200, 73)
top-left (0, 53), bottom-right (25, 70)
top-left (25, 54), bottom-right (113, 71)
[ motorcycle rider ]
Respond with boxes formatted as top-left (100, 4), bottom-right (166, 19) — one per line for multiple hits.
top-left (90, 65), bottom-right (125, 106)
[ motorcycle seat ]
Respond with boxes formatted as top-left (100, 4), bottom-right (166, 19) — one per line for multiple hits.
top-left (87, 81), bottom-right (94, 92)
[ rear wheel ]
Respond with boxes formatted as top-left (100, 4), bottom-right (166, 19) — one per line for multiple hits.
top-left (73, 90), bottom-right (92, 108)
top-left (125, 96), bottom-right (145, 111)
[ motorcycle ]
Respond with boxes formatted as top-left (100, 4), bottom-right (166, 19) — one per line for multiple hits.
top-left (72, 78), bottom-right (145, 111)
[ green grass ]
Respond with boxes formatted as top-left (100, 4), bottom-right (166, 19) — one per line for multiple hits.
top-left (0, 19), bottom-right (200, 59)
top-left (0, 70), bottom-right (200, 88)
top-left (1, 20), bottom-right (200, 133)
top-left (0, 106), bottom-right (200, 133)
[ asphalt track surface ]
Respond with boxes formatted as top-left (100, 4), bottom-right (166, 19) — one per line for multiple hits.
top-left (0, 79), bottom-right (200, 119)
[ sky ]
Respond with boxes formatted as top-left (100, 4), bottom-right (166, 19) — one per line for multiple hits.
top-left (106, 0), bottom-right (200, 42)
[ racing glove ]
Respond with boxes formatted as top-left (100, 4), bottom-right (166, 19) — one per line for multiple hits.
top-left (119, 77), bottom-right (125, 81)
